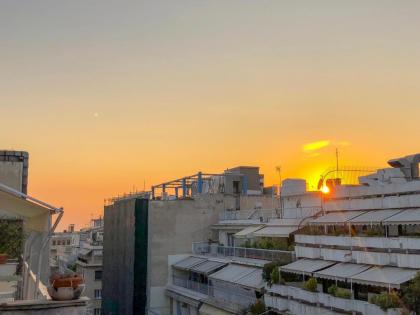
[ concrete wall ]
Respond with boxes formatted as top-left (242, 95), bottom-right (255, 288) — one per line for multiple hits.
top-left (0, 298), bottom-right (88, 315)
top-left (0, 151), bottom-right (29, 193)
top-left (148, 194), bottom-right (235, 313)
top-left (240, 195), bottom-right (277, 210)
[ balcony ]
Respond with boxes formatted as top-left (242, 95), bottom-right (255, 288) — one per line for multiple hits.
top-left (219, 209), bottom-right (278, 222)
top-left (266, 284), bottom-right (402, 315)
top-left (172, 276), bottom-right (209, 295)
top-left (295, 246), bottom-right (321, 259)
top-left (352, 251), bottom-right (391, 265)
top-left (297, 234), bottom-right (420, 252)
top-left (192, 242), bottom-right (294, 263)
top-left (320, 248), bottom-right (352, 262)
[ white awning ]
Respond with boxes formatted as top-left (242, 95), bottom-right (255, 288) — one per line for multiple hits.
top-left (191, 260), bottom-right (227, 275)
top-left (349, 209), bottom-right (404, 225)
top-left (234, 225), bottom-right (264, 239)
top-left (172, 256), bottom-right (206, 271)
top-left (310, 211), bottom-right (366, 225)
top-left (314, 263), bottom-right (372, 282)
top-left (209, 264), bottom-right (263, 289)
top-left (280, 259), bottom-right (336, 276)
top-left (0, 189), bottom-right (54, 231)
top-left (166, 284), bottom-right (207, 307)
top-left (253, 226), bottom-right (297, 238)
top-left (349, 266), bottom-right (419, 289)
top-left (384, 209), bottom-right (420, 225)
top-left (199, 303), bottom-right (231, 315)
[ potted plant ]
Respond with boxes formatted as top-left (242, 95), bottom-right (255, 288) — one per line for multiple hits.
top-left (48, 271), bottom-right (85, 300)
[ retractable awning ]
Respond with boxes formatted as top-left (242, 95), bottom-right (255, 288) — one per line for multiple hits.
top-left (209, 264), bottom-right (264, 289)
top-left (190, 260), bottom-right (227, 275)
top-left (253, 226), bottom-right (297, 238)
top-left (314, 263), bottom-right (371, 282)
top-left (384, 209), bottom-right (420, 225)
top-left (349, 209), bottom-right (404, 225)
top-left (172, 256), bottom-right (206, 271)
top-left (234, 225), bottom-right (264, 239)
top-left (349, 266), bottom-right (419, 289)
top-left (280, 259), bottom-right (336, 276)
top-left (310, 211), bottom-right (366, 225)
top-left (0, 189), bottom-right (55, 231)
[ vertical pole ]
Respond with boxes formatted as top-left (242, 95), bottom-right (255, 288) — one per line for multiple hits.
top-left (175, 187), bottom-right (179, 199)
top-left (182, 178), bottom-right (187, 198)
top-left (198, 172), bottom-right (203, 194)
top-left (151, 186), bottom-right (155, 200)
top-left (162, 184), bottom-right (166, 199)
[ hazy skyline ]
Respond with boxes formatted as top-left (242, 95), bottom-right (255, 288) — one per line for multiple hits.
top-left (2, 1), bottom-right (420, 229)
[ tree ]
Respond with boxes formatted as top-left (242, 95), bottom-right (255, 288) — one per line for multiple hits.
top-left (402, 272), bottom-right (420, 313)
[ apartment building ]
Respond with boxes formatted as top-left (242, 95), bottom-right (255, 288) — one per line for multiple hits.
top-left (265, 154), bottom-right (420, 315)
top-left (50, 224), bottom-right (80, 269)
top-left (76, 219), bottom-right (104, 315)
top-left (102, 167), bottom-right (279, 315)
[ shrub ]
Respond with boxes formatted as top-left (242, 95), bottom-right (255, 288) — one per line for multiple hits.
top-left (270, 266), bottom-right (280, 285)
top-left (0, 220), bottom-right (24, 259)
top-left (327, 285), bottom-right (351, 299)
top-left (335, 288), bottom-right (352, 299)
top-left (262, 262), bottom-right (278, 286)
top-left (402, 272), bottom-right (420, 313)
top-left (303, 277), bottom-right (318, 292)
top-left (327, 285), bottom-right (337, 296)
top-left (249, 300), bottom-right (266, 315)
top-left (370, 292), bottom-right (402, 311)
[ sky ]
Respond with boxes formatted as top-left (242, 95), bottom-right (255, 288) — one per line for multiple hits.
top-left (1, 1), bottom-right (420, 230)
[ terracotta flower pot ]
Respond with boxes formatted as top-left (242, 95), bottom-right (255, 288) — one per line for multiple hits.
top-left (0, 254), bottom-right (8, 264)
top-left (51, 275), bottom-right (84, 289)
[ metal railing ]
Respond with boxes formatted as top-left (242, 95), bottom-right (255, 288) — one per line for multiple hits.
top-left (192, 242), bottom-right (295, 262)
top-left (172, 276), bottom-right (209, 295)
top-left (219, 209), bottom-right (279, 221)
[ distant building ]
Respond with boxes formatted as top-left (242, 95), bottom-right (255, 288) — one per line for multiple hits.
top-left (76, 218), bottom-right (104, 315)
top-left (50, 225), bottom-right (81, 269)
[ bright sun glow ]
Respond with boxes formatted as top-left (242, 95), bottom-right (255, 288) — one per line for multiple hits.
top-left (321, 185), bottom-right (330, 194)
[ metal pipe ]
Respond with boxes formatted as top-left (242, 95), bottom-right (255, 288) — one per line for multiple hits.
top-left (34, 211), bottom-right (63, 299)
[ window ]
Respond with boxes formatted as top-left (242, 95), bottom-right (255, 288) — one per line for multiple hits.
top-left (95, 270), bottom-right (102, 280)
top-left (66, 239), bottom-right (70, 245)
top-left (94, 289), bottom-right (102, 299)
top-left (52, 240), bottom-right (56, 246)
top-left (94, 308), bottom-right (101, 315)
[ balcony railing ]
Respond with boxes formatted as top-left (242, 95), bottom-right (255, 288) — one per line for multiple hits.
top-left (266, 284), bottom-right (402, 315)
top-left (172, 276), bottom-right (209, 295)
top-left (192, 242), bottom-right (295, 262)
top-left (219, 209), bottom-right (279, 221)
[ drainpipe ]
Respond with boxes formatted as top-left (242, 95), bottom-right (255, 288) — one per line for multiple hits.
top-left (34, 211), bottom-right (64, 299)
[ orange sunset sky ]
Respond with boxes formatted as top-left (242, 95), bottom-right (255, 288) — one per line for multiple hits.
top-left (1, 1), bottom-right (420, 230)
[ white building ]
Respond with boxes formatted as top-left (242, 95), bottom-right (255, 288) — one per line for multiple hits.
top-left (76, 219), bottom-right (103, 315)
top-left (266, 153), bottom-right (420, 315)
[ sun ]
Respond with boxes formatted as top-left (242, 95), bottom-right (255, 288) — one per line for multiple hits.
top-left (320, 185), bottom-right (330, 194)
